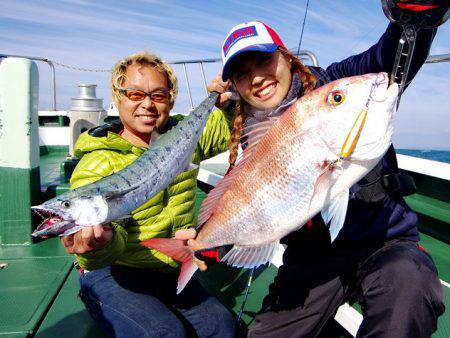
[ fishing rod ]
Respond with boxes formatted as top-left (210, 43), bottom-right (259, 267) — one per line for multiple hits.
top-left (381, 0), bottom-right (449, 103)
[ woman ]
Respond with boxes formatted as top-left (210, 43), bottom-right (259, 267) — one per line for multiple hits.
top-left (180, 3), bottom-right (447, 337)
top-left (61, 51), bottom-right (236, 338)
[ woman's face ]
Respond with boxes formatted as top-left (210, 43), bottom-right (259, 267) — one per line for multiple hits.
top-left (231, 51), bottom-right (293, 110)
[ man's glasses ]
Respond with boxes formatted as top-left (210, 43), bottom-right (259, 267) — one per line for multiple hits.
top-left (119, 88), bottom-right (170, 103)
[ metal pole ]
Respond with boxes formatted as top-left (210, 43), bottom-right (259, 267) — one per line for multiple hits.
top-left (47, 60), bottom-right (57, 111)
top-left (236, 267), bottom-right (255, 325)
top-left (425, 54), bottom-right (450, 64)
top-left (170, 51), bottom-right (320, 67)
top-left (0, 54), bottom-right (57, 111)
top-left (299, 50), bottom-right (319, 67)
top-left (199, 62), bottom-right (209, 96)
top-left (182, 63), bottom-right (194, 110)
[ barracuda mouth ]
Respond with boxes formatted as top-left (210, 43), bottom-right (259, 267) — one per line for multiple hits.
top-left (31, 207), bottom-right (74, 237)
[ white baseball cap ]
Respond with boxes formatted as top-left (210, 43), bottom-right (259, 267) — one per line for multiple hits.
top-left (221, 21), bottom-right (285, 81)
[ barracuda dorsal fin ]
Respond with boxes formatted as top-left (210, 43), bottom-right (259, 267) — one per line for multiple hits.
top-left (104, 185), bottom-right (139, 200)
top-left (221, 242), bottom-right (279, 268)
top-left (321, 189), bottom-right (349, 242)
top-left (197, 117), bottom-right (280, 226)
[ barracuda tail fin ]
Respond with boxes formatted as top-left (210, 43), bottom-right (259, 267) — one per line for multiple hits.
top-left (141, 238), bottom-right (197, 294)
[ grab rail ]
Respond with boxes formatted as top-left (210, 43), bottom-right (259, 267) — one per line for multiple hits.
top-left (0, 53), bottom-right (57, 111)
top-left (1, 51), bottom-right (447, 112)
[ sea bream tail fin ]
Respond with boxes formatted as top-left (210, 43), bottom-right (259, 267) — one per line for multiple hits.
top-left (221, 242), bottom-right (279, 268)
top-left (140, 238), bottom-right (197, 294)
top-left (321, 189), bottom-right (349, 242)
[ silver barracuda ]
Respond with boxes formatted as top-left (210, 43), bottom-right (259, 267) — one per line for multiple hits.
top-left (31, 93), bottom-right (219, 237)
top-left (142, 73), bottom-right (399, 293)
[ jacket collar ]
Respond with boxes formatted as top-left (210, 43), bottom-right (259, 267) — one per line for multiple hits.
top-left (88, 116), bottom-right (180, 138)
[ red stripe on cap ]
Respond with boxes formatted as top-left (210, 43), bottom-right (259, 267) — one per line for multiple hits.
top-left (261, 23), bottom-right (285, 48)
top-left (397, 3), bottom-right (440, 12)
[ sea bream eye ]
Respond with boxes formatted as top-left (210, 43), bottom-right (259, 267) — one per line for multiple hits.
top-left (61, 200), bottom-right (71, 208)
top-left (328, 90), bottom-right (346, 106)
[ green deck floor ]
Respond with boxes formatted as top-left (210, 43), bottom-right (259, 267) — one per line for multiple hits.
top-left (0, 239), bottom-right (73, 337)
top-left (420, 233), bottom-right (450, 282)
top-left (39, 146), bottom-right (69, 191)
top-left (34, 267), bottom-right (104, 338)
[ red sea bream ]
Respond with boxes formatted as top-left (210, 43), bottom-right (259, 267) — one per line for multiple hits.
top-left (143, 73), bottom-right (399, 293)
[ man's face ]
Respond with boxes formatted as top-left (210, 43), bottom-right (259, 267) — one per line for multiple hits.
top-left (231, 51), bottom-right (292, 110)
top-left (117, 64), bottom-right (171, 140)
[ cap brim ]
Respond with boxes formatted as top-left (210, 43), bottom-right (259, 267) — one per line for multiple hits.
top-left (222, 44), bottom-right (279, 82)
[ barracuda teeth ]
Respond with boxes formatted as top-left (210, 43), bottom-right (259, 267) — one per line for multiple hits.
top-left (34, 209), bottom-right (45, 220)
top-left (32, 208), bottom-right (63, 228)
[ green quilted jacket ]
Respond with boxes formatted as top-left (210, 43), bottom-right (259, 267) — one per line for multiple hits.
top-left (70, 109), bottom-right (232, 271)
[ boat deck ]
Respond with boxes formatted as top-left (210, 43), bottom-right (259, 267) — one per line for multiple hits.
top-left (0, 147), bottom-right (448, 337)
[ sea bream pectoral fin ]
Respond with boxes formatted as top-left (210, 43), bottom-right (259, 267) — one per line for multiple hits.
top-left (221, 242), bottom-right (279, 268)
top-left (321, 189), bottom-right (349, 242)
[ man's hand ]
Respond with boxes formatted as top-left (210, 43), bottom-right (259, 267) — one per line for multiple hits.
top-left (207, 74), bottom-right (235, 109)
top-left (61, 224), bottom-right (113, 254)
top-left (174, 228), bottom-right (208, 271)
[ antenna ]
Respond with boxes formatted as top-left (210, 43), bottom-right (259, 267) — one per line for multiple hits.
top-left (296, 0), bottom-right (311, 56)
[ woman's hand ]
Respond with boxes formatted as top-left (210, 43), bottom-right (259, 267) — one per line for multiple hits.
top-left (207, 74), bottom-right (234, 109)
top-left (394, 0), bottom-right (449, 26)
top-left (61, 224), bottom-right (113, 254)
top-left (174, 228), bottom-right (208, 271)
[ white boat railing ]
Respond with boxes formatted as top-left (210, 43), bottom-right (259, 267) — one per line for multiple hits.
top-left (1, 50), bottom-right (320, 113)
top-left (425, 53), bottom-right (450, 63)
top-left (2, 52), bottom-right (447, 113)
top-left (169, 50), bottom-right (320, 109)
top-left (0, 53), bottom-right (57, 110)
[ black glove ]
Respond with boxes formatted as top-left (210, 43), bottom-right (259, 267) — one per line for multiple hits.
top-left (389, 0), bottom-right (449, 27)
top-left (396, 0), bottom-right (448, 10)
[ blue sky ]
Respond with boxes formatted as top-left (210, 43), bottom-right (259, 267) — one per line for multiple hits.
top-left (1, 0), bottom-right (449, 149)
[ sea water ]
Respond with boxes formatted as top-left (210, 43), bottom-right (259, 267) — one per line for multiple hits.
top-left (397, 149), bottom-right (450, 164)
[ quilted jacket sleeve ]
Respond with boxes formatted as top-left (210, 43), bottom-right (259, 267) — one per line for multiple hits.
top-left (70, 151), bottom-right (128, 270)
top-left (193, 107), bottom-right (235, 163)
top-left (323, 23), bottom-right (436, 89)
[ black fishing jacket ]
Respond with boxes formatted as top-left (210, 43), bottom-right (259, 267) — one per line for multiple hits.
top-left (285, 23), bottom-right (437, 245)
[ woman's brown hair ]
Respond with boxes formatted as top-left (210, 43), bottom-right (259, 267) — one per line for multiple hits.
top-left (228, 47), bottom-right (317, 166)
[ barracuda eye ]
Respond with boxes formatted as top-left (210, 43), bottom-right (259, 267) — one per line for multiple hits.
top-left (328, 90), bottom-right (346, 106)
top-left (61, 200), bottom-right (71, 208)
